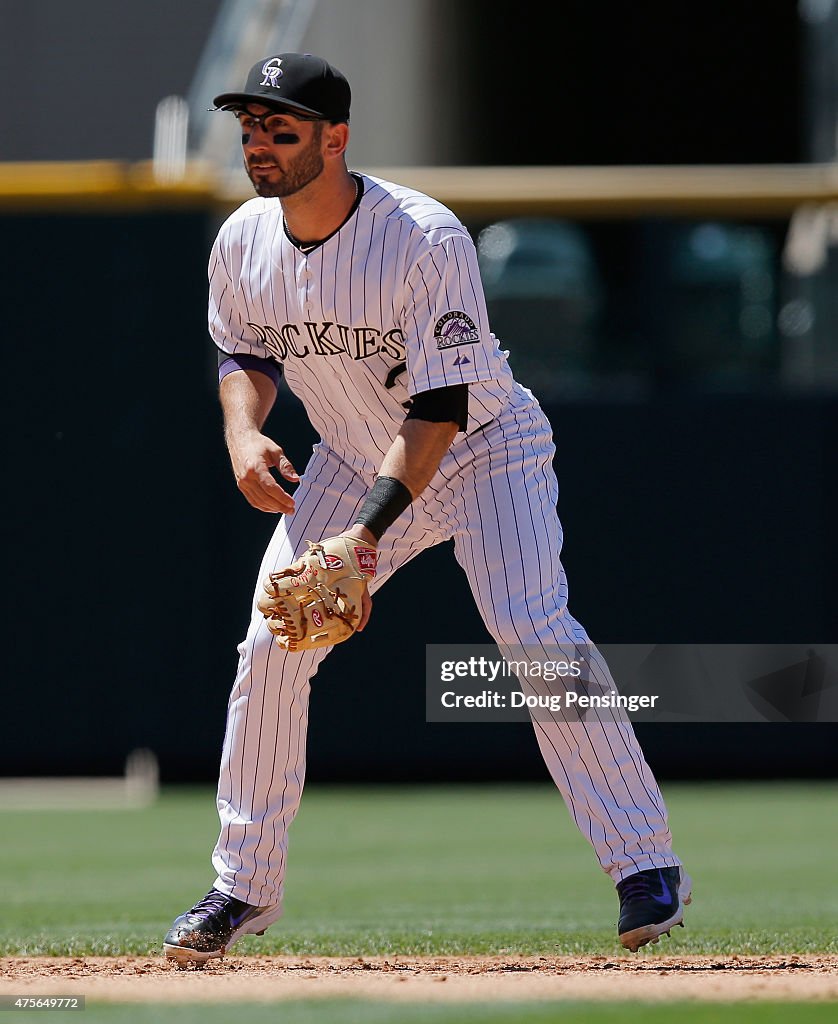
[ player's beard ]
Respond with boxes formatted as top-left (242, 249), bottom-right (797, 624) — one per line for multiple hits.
top-left (245, 126), bottom-right (325, 198)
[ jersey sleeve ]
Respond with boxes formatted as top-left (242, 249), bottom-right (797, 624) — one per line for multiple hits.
top-left (208, 229), bottom-right (275, 360)
top-left (401, 230), bottom-right (503, 396)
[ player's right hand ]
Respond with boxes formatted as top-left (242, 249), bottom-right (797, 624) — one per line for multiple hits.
top-left (228, 431), bottom-right (299, 514)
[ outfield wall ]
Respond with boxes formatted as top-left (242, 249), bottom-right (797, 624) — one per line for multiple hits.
top-left (3, 176), bottom-right (836, 783)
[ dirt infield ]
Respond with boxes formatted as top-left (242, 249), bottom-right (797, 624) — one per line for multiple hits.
top-left (2, 955), bottom-right (837, 1003)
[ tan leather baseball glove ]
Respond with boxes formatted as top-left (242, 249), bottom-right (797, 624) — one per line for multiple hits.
top-left (256, 536), bottom-right (378, 651)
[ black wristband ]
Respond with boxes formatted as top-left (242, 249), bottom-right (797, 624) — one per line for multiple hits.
top-left (353, 476), bottom-right (413, 541)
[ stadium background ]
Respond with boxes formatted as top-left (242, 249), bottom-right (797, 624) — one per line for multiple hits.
top-left (2, 0), bottom-right (836, 785)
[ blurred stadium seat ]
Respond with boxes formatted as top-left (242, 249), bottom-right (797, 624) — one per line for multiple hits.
top-left (658, 221), bottom-right (779, 388)
top-left (476, 217), bottom-right (603, 398)
top-left (778, 203), bottom-right (838, 389)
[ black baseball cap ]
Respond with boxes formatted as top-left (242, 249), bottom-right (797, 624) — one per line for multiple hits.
top-left (213, 52), bottom-right (351, 122)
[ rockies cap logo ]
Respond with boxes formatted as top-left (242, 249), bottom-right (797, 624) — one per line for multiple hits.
top-left (260, 57), bottom-right (284, 88)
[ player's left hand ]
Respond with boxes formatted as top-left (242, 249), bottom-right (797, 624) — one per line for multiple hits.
top-left (256, 535), bottom-right (378, 651)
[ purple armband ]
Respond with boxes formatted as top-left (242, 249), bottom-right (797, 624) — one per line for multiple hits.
top-left (217, 352), bottom-right (282, 387)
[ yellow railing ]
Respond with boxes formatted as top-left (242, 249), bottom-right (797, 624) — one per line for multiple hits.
top-left (2, 160), bottom-right (838, 217)
top-left (0, 161), bottom-right (215, 211)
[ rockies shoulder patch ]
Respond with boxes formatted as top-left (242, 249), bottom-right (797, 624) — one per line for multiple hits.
top-left (434, 311), bottom-right (480, 350)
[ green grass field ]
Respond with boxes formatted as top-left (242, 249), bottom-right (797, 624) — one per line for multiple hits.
top-left (2, 780), bottom-right (836, 958)
top-left (49, 1003), bottom-right (838, 1024)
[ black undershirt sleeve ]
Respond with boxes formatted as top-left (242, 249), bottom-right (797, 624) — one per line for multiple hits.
top-left (405, 383), bottom-right (469, 432)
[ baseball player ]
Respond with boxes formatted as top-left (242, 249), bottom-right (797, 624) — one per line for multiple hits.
top-left (163, 52), bottom-right (691, 965)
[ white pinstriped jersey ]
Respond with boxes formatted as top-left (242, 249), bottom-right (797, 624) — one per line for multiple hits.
top-left (209, 173), bottom-right (527, 475)
top-left (204, 178), bottom-right (683, 908)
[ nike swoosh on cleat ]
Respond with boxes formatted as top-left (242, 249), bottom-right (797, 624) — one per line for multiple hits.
top-left (649, 870), bottom-right (674, 905)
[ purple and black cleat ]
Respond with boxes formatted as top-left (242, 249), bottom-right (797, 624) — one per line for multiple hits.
top-left (617, 866), bottom-right (692, 952)
top-left (163, 888), bottom-right (281, 968)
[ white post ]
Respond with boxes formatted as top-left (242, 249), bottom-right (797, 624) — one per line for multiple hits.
top-left (153, 95), bottom-right (189, 184)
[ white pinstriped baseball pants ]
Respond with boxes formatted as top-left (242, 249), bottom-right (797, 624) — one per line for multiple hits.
top-left (211, 402), bottom-right (680, 910)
